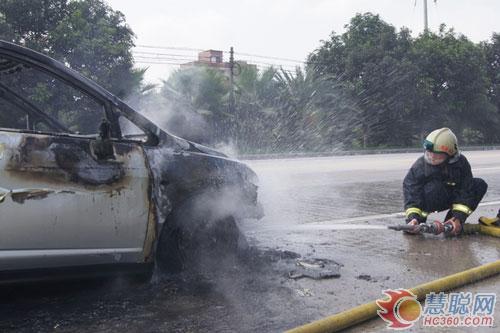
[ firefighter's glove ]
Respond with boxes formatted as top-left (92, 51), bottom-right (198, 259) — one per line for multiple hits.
top-left (444, 217), bottom-right (462, 236)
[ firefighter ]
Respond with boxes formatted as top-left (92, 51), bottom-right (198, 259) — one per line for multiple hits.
top-left (403, 128), bottom-right (487, 235)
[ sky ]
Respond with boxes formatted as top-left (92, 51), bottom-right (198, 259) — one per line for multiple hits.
top-left (105, 0), bottom-right (500, 84)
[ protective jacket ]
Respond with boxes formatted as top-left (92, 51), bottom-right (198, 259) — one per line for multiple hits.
top-left (403, 154), bottom-right (486, 223)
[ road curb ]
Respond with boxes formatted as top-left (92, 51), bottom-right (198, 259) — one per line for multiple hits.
top-left (239, 146), bottom-right (500, 160)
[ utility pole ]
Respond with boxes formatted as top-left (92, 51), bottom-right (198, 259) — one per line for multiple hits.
top-left (423, 0), bottom-right (429, 32)
top-left (228, 46), bottom-right (237, 146)
top-left (229, 46), bottom-right (235, 114)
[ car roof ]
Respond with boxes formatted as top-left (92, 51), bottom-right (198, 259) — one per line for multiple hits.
top-left (0, 40), bottom-right (119, 105)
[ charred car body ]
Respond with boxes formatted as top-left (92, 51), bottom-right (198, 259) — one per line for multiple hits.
top-left (0, 40), bottom-right (261, 282)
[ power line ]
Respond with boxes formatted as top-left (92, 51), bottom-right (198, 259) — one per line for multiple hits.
top-left (134, 52), bottom-right (301, 71)
top-left (135, 61), bottom-right (188, 65)
top-left (133, 50), bottom-right (198, 58)
top-left (132, 44), bottom-right (336, 74)
top-left (134, 55), bottom-right (196, 62)
top-left (233, 51), bottom-right (304, 64)
top-left (134, 51), bottom-right (299, 69)
top-left (134, 44), bottom-right (335, 69)
top-left (134, 44), bottom-right (313, 66)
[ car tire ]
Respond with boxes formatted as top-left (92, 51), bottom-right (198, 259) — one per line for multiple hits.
top-left (156, 195), bottom-right (243, 273)
top-left (156, 220), bottom-right (186, 273)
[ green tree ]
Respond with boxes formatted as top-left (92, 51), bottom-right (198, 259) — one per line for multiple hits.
top-left (0, 0), bottom-right (142, 98)
top-left (410, 26), bottom-right (495, 142)
top-left (308, 13), bottom-right (416, 148)
top-left (234, 65), bottom-right (280, 152)
top-left (308, 13), bottom-right (497, 148)
top-left (273, 68), bottom-right (327, 151)
top-left (0, 0), bottom-right (67, 47)
top-left (163, 66), bottom-right (230, 143)
top-left (482, 33), bottom-right (500, 142)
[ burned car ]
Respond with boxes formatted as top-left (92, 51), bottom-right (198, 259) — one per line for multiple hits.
top-left (0, 40), bottom-right (261, 282)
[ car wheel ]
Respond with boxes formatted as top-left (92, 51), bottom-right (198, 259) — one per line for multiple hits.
top-left (156, 220), bottom-right (186, 273)
top-left (156, 195), bottom-right (244, 273)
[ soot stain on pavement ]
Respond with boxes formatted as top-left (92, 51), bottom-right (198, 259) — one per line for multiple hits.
top-left (0, 246), bottom-right (337, 333)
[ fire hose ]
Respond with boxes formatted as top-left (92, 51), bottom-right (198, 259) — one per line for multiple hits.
top-left (285, 260), bottom-right (500, 333)
top-left (388, 220), bottom-right (453, 234)
top-left (285, 221), bottom-right (500, 332)
top-left (388, 220), bottom-right (500, 237)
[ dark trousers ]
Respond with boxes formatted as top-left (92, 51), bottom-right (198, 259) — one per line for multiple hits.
top-left (421, 178), bottom-right (487, 217)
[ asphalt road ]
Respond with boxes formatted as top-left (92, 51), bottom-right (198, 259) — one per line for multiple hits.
top-left (244, 150), bottom-right (500, 332)
top-left (1, 151), bottom-right (500, 332)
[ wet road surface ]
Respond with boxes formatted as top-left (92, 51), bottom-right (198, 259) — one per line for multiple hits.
top-left (245, 150), bottom-right (500, 332)
top-left (2, 150), bottom-right (500, 332)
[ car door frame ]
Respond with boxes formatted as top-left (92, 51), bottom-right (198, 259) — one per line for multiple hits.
top-left (0, 41), bottom-right (158, 272)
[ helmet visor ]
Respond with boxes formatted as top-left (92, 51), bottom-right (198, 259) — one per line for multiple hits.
top-left (424, 150), bottom-right (448, 165)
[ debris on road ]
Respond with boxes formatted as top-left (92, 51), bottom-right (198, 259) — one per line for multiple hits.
top-left (296, 288), bottom-right (314, 297)
top-left (356, 274), bottom-right (390, 283)
top-left (288, 258), bottom-right (341, 280)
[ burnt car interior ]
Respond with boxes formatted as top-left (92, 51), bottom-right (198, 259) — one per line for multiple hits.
top-left (0, 55), bottom-right (150, 145)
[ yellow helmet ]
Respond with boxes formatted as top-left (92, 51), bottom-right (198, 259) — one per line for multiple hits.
top-left (423, 128), bottom-right (458, 157)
